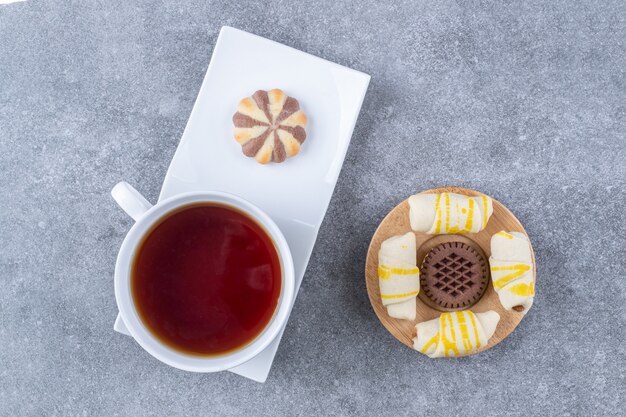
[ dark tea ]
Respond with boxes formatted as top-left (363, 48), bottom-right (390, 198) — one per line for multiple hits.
top-left (131, 203), bottom-right (282, 356)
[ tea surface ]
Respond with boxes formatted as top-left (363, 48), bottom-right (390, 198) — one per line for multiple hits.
top-left (132, 204), bottom-right (281, 356)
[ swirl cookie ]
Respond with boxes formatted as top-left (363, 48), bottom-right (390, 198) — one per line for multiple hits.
top-left (232, 89), bottom-right (308, 164)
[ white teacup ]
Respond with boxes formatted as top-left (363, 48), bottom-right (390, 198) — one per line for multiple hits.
top-left (111, 181), bottom-right (295, 372)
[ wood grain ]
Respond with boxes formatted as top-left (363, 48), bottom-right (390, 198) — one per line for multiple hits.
top-left (364, 186), bottom-right (536, 356)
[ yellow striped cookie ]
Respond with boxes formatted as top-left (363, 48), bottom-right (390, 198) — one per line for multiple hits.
top-left (413, 310), bottom-right (500, 358)
top-left (408, 192), bottom-right (493, 234)
top-left (489, 231), bottom-right (535, 314)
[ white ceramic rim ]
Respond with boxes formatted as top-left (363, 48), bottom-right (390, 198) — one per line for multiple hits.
top-left (114, 191), bottom-right (295, 372)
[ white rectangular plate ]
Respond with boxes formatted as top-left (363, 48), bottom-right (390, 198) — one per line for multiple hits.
top-left (114, 26), bottom-right (370, 382)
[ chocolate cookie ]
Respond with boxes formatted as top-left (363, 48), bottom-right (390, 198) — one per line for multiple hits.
top-left (232, 89), bottom-right (307, 164)
top-left (419, 241), bottom-right (489, 311)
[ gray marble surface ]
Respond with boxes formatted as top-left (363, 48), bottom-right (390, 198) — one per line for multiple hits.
top-left (1, 0), bottom-right (625, 416)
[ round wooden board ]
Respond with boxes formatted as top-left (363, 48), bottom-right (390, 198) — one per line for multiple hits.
top-left (365, 186), bottom-right (536, 356)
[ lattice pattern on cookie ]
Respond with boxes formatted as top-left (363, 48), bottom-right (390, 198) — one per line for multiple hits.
top-left (421, 242), bottom-right (489, 311)
top-left (431, 253), bottom-right (477, 296)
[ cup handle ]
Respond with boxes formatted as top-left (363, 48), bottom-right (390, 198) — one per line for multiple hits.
top-left (111, 181), bottom-right (153, 337)
top-left (111, 181), bottom-right (153, 221)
